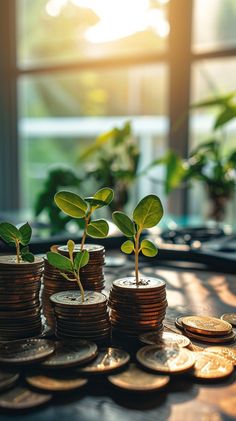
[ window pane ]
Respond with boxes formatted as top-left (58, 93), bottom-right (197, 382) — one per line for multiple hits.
top-left (18, 65), bottom-right (168, 209)
top-left (193, 0), bottom-right (236, 52)
top-left (189, 58), bottom-right (236, 224)
top-left (17, 0), bottom-right (169, 68)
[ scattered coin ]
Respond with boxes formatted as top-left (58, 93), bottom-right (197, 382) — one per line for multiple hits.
top-left (183, 329), bottom-right (235, 344)
top-left (26, 374), bottom-right (88, 392)
top-left (136, 345), bottom-right (195, 374)
top-left (78, 348), bottom-right (130, 374)
top-left (0, 339), bottom-right (55, 364)
top-left (0, 371), bottom-right (19, 392)
top-left (0, 386), bottom-right (52, 410)
top-left (108, 363), bottom-right (170, 392)
top-left (139, 331), bottom-right (191, 348)
top-left (182, 316), bottom-right (232, 336)
top-left (41, 340), bottom-right (98, 368)
top-left (221, 313), bottom-right (236, 327)
top-left (205, 346), bottom-right (236, 366)
top-left (193, 351), bottom-right (234, 379)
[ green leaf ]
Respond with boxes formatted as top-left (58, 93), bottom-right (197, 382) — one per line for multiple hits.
top-left (47, 252), bottom-right (73, 272)
top-left (54, 191), bottom-right (87, 218)
top-left (84, 197), bottom-right (107, 207)
top-left (133, 195), bottom-right (163, 229)
top-left (191, 92), bottom-right (235, 108)
top-left (214, 106), bottom-right (236, 130)
top-left (87, 219), bottom-right (109, 238)
top-left (19, 222), bottom-right (32, 246)
top-left (121, 240), bottom-right (134, 254)
top-left (74, 250), bottom-right (89, 271)
top-left (93, 188), bottom-right (114, 207)
top-left (21, 252), bottom-right (35, 263)
top-left (112, 212), bottom-right (136, 237)
top-left (140, 239), bottom-right (158, 257)
top-left (67, 239), bottom-right (75, 261)
top-left (0, 222), bottom-right (21, 245)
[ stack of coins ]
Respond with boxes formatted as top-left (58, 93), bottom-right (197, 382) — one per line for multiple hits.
top-left (50, 291), bottom-right (111, 343)
top-left (0, 256), bottom-right (43, 340)
top-left (42, 244), bottom-right (106, 328)
top-left (108, 277), bottom-right (167, 338)
top-left (179, 315), bottom-right (235, 344)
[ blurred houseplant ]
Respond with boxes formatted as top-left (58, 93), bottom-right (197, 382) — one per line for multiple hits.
top-left (150, 92), bottom-right (236, 222)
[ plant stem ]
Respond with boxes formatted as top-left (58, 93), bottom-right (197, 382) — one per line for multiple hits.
top-left (76, 273), bottom-right (85, 303)
top-left (16, 240), bottom-right (20, 263)
top-left (80, 211), bottom-right (91, 251)
top-left (134, 231), bottom-right (141, 286)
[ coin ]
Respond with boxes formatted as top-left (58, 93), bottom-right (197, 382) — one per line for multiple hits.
top-left (0, 371), bottom-right (19, 392)
top-left (175, 316), bottom-right (188, 331)
top-left (205, 346), bottom-right (236, 366)
top-left (26, 374), bottom-right (88, 392)
top-left (78, 348), bottom-right (130, 374)
top-left (108, 363), bottom-right (170, 392)
top-left (136, 345), bottom-right (195, 373)
top-left (113, 277), bottom-right (166, 291)
top-left (139, 331), bottom-right (191, 348)
top-left (0, 255), bottom-right (44, 267)
top-left (0, 339), bottom-right (55, 364)
top-left (182, 316), bottom-right (232, 336)
top-left (41, 340), bottom-right (98, 368)
top-left (183, 329), bottom-right (235, 344)
top-left (50, 291), bottom-right (107, 307)
top-left (0, 386), bottom-right (52, 409)
top-left (193, 351), bottom-right (234, 379)
top-left (221, 313), bottom-right (236, 327)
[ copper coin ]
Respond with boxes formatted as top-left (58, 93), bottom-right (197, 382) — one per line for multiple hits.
top-left (137, 345), bottom-right (195, 373)
top-left (0, 339), bottom-right (55, 364)
top-left (78, 347), bottom-right (130, 374)
top-left (205, 346), bottom-right (236, 366)
top-left (108, 363), bottom-right (170, 392)
top-left (193, 351), bottom-right (234, 379)
top-left (182, 316), bottom-right (232, 336)
top-left (0, 386), bottom-right (52, 409)
top-left (183, 329), bottom-right (235, 344)
top-left (26, 374), bottom-right (88, 392)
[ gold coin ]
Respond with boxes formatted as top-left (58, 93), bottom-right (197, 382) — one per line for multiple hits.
top-left (182, 316), bottom-right (232, 336)
top-left (136, 346), bottom-right (195, 373)
top-left (193, 351), bottom-right (234, 379)
top-left (108, 363), bottom-right (170, 392)
top-left (183, 329), bottom-right (235, 344)
top-left (139, 331), bottom-right (191, 348)
top-left (221, 313), bottom-right (236, 327)
top-left (205, 346), bottom-right (236, 366)
top-left (26, 375), bottom-right (88, 392)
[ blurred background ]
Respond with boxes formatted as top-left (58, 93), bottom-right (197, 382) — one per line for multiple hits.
top-left (1, 0), bottom-right (236, 236)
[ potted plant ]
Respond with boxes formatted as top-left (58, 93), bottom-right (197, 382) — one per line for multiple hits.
top-left (0, 222), bottom-right (43, 339)
top-left (109, 194), bottom-right (167, 338)
top-left (42, 187), bottom-right (113, 327)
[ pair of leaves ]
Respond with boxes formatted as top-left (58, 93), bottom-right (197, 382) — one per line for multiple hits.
top-left (121, 239), bottom-right (158, 257)
top-left (112, 194), bottom-right (163, 235)
top-left (0, 222), bottom-right (32, 246)
top-left (47, 249), bottom-right (89, 274)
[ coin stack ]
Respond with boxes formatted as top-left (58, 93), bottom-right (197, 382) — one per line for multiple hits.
top-left (50, 291), bottom-right (111, 343)
top-left (179, 315), bottom-right (235, 344)
top-left (42, 244), bottom-right (106, 328)
top-left (0, 256), bottom-right (43, 340)
top-left (108, 277), bottom-right (167, 338)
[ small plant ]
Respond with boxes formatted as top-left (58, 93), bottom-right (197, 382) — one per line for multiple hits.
top-left (47, 240), bottom-right (89, 302)
top-left (112, 194), bottom-right (163, 286)
top-left (54, 187), bottom-right (114, 249)
top-left (0, 222), bottom-right (34, 263)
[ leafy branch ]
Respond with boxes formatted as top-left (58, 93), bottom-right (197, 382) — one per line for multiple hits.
top-left (47, 240), bottom-right (89, 302)
top-left (54, 187), bottom-right (114, 250)
top-left (0, 222), bottom-right (34, 263)
top-left (112, 195), bottom-right (163, 286)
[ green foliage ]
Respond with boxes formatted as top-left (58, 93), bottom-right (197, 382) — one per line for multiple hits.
top-left (0, 222), bottom-right (34, 263)
top-left (54, 187), bottom-right (113, 248)
top-left (112, 194), bottom-right (163, 285)
top-left (47, 240), bottom-right (89, 301)
top-left (78, 122), bottom-right (140, 212)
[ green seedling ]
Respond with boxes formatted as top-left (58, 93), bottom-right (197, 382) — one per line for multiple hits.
top-left (47, 240), bottom-right (89, 302)
top-left (0, 222), bottom-right (34, 263)
top-left (54, 187), bottom-right (114, 250)
top-left (112, 194), bottom-right (163, 286)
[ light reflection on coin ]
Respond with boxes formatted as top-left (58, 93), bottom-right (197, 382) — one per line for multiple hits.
top-left (193, 351), bottom-right (234, 379)
top-left (0, 371), bottom-right (19, 392)
top-left (221, 313), bottom-right (236, 327)
top-left (41, 340), bottom-right (98, 368)
top-left (136, 345), bottom-right (195, 373)
top-left (26, 374), bottom-right (88, 392)
top-left (183, 329), bottom-right (235, 344)
top-left (0, 386), bottom-right (52, 410)
top-left (0, 339), bottom-right (55, 364)
top-left (108, 363), bottom-right (170, 392)
top-left (182, 316), bottom-right (232, 336)
top-left (139, 331), bottom-right (191, 348)
top-left (205, 346), bottom-right (236, 366)
top-left (78, 348), bottom-right (130, 374)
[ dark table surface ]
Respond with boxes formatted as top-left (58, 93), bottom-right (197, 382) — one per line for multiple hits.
top-left (0, 252), bottom-right (236, 421)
